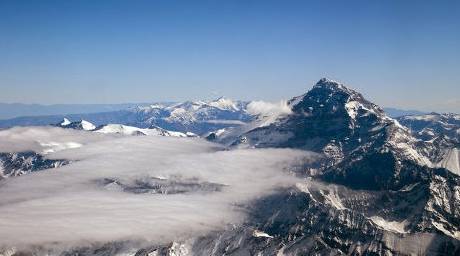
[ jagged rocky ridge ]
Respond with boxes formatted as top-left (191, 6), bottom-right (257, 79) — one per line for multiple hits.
top-left (98, 176), bottom-right (225, 195)
top-left (398, 113), bottom-right (460, 174)
top-left (0, 151), bottom-right (69, 179)
top-left (398, 113), bottom-right (460, 144)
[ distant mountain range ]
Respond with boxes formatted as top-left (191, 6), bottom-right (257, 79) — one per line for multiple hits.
top-left (383, 107), bottom-right (426, 118)
top-left (0, 98), bottom-right (253, 135)
top-left (0, 102), bottom-right (152, 119)
top-left (0, 101), bottom-right (429, 123)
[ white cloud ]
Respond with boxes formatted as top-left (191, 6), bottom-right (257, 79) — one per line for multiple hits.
top-left (246, 100), bottom-right (292, 117)
top-left (245, 100), bottom-right (293, 128)
top-left (0, 127), bottom-right (315, 250)
top-left (0, 126), bottom-right (110, 154)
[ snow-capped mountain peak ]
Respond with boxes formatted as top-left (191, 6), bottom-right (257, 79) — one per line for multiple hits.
top-left (94, 123), bottom-right (191, 137)
top-left (289, 78), bottom-right (386, 121)
top-left (55, 118), bottom-right (96, 131)
top-left (60, 118), bottom-right (71, 126)
top-left (80, 120), bottom-right (96, 131)
top-left (313, 77), bottom-right (347, 90)
top-left (232, 78), bottom-right (456, 181)
top-left (207, 96), bottom-right (240, 111)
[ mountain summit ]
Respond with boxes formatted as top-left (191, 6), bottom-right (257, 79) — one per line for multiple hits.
top-left (234, 78), bottom-right (395, 152)
top-left (234, 78), bottom-right (456, 188)
top-left (55, 119), bottom-right (96, 131)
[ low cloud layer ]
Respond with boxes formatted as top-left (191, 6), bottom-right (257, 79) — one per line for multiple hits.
top-left (0, 126), bottom-right (110, 154)
top-left (0, 127), bottom-right (314, 249)
top-left (247, 100), bottom-right (292, 117)
top-left (246, 100), bottom-right (293, 128)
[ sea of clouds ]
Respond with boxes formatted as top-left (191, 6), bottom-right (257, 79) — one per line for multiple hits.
top-left (0, 127), bottom-right (315, 250)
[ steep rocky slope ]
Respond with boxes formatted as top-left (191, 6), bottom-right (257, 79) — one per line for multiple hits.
top-left (0, 151), bottom-right (69, 179)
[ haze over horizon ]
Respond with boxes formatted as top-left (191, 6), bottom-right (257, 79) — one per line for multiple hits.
top-left (1, 0), bottom-right (459, 113)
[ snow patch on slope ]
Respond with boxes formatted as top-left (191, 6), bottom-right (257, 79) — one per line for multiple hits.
top-left (369, 216), bottom-right (408, 234)
top-left (80, 120), bottom-right (96, 131)
top-left (436, 148), bottom-right (460, 175)
top-left (345, 101), bottom-right (360, 119)
top-left (95, 124), bottom-right (147, 135)
top-left (432, 221), bottom-right (460, 240)
top-left (60, 118), bottom-right (71, 126)
top-left (95, 124), bottom-right (189, 137)
top-left (253, 230), bottom-right (274, 238)
top-left (208, 97), bottom-right (239, 111)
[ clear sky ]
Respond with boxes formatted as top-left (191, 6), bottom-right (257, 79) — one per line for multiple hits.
top-left (0, 0), bottom-right (459, 112)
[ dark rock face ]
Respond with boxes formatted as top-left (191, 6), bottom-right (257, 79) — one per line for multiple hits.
top-left (235, 78), bottom-right (388, 151)
top-left (234, 79), bottom-right (434, 187)
top-left (288, 78), bottom-right (385, 147)
top-left (0, 151), bottom-right (69, 179)
top-left (97, 176), bottom-right (225, 195)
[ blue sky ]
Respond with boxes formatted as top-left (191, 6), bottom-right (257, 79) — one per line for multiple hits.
top-left (0, 0), bottom-right (459, 112)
